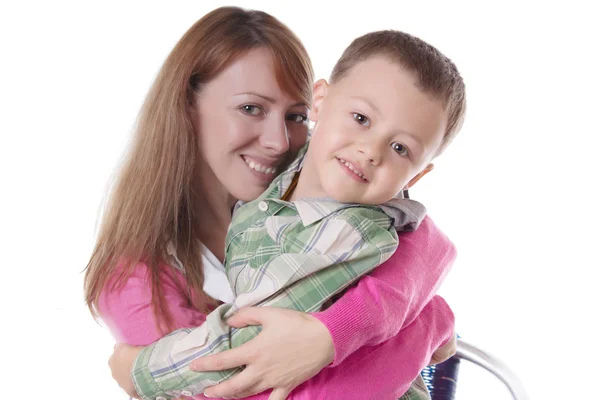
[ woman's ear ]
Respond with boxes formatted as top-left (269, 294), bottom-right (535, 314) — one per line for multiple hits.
top-left (405, 163), bottom-right (435, 189)
top-left (308, 79), bottom-right (329, 122)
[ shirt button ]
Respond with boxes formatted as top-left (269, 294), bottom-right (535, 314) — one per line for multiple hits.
top-left (258, 201), bottom-right (268, 211)
top-left (156, 397), bottom-right (167, 400)
top-left (181, 390), bottom-right (192, 396)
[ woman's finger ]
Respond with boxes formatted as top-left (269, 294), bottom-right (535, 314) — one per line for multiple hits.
top-left (190, 342), bottom-right (255, 372)
top-left (267, 387), bottom-right (291, 400)
top-left (228, 383), bottom-right (263, 399)
top-left (226, 306), bottom-right (276, 328)
top-left (203, 368), bottom-right (260, 398)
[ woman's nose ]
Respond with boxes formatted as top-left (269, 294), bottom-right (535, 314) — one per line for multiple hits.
top-left (260, 116), bottom-right (290, 155)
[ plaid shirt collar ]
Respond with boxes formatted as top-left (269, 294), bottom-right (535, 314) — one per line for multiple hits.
top-left (237, 141), bottom-right (425, 230)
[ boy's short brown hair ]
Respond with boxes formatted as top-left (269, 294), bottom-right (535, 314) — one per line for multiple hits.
top-left (330, 30), bottom-right (466, 156)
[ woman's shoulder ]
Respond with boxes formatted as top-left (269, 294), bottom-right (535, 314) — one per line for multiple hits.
top-left (100, 259), bottom-right (187, 299)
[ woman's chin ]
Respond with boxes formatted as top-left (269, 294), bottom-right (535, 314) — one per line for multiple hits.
top-left (230, 183), bottom-right (271, 204)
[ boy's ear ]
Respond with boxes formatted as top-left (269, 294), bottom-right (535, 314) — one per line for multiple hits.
top-left (405, 163), bottom-right (435, 189)
top-left (308, 79), bottom-right (329, 122)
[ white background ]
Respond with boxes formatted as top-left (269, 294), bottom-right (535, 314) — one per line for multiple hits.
top-left (1, 1), bottom-right (599, 399)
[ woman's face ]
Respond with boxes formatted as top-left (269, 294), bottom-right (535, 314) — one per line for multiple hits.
top-left (193, 48), bottom-right (310, 202)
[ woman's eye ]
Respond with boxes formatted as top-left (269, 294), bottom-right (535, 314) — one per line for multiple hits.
top-left (241, 104), bottom-right (262, 115)
top-left (391, 142), bottom-right (409, 156)
top-left (353, 113), bottom-right (370, 127)
top-left (287, 113), bottom-right (308, 123)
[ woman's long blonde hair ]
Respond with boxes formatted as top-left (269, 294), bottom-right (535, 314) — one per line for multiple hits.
top-left (84, 6), bottom-right (314, 333)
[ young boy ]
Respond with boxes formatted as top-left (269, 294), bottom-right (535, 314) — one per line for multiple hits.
top-left (121, 29), bottom-right (466, 400)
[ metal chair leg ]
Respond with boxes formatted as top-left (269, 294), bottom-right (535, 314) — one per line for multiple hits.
top-left (455, 339), bottom-right (530, 400)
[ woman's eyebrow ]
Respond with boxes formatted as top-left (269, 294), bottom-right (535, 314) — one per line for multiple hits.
top-left (235, 92), bottom-right (307, 108)
top-left (235, 92), bottom-right (276, 103)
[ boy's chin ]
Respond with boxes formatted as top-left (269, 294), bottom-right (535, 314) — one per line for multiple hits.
top-left (325, 189), bottom-right (362, 204)
top-left (325, 189), bottom-right (383, 205)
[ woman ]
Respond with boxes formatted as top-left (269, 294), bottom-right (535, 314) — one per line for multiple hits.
top-left (85, 6), bottom-right (456, 400)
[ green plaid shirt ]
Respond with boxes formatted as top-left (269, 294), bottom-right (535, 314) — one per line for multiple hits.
top-left (132, 143), bottom-right (427, 399)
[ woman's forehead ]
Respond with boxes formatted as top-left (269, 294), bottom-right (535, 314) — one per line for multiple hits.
top-left (204, 48), bottom-right (308, 106)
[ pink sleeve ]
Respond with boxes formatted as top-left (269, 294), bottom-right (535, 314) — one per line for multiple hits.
top-left (312, 216), bottom-right (456, 366)
top-left (99, 263), bottom-right (218, 400)
top-left (97, 262), bottom-right (207, 346)
top-left (286, 296), bottom-right (455, 400)
top-left (243, 296), bottom-right (455, 400)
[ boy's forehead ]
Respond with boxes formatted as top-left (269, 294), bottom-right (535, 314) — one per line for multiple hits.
top-left (336, 55), bottom-right (410, 82)
top-left (333, 57), bottom-right (431, 108)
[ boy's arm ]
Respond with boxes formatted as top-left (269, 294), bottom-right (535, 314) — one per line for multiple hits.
top-left (116, 214), bottom-right (453, 398)
top-left (116, 296), bottom-right (454, 400)
top-left (128, 210), bottom-right (399, 399)
top-left (312, 215), bottom-right (457, 367)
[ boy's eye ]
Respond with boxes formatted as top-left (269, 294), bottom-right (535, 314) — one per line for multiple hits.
top-left (240, 104), bottom-right (262, 115)
top-left (391, 142), bottom-right (409, 156)
top-left (353, 113), bottom-right (370, 127)
top-left (287, 113), bottom-right (308, 123)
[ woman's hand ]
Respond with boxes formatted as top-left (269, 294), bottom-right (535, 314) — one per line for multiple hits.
top-left (190, 307), bottom-right (334, 400)
top-left (108, 343), bottom-right (144, 399)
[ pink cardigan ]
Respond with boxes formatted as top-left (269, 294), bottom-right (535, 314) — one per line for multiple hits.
top-left (99, 216), bottom-right (456, 400)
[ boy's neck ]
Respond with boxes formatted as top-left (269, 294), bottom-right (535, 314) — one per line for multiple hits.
top-left (286, 148), bottom-right (324, 202)
top-left (286, 171), bottom-right (306, 202)
top-left (287, 169), bottom-right (327, 202)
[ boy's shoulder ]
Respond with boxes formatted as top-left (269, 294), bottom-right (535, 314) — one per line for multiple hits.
top-left (328, 204), bottom-right (398, 240)
top-left (331, 198), bottom-right (427, 234)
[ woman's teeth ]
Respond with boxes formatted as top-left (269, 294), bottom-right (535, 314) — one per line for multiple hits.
top-left (244, 157), bottom-right (276, 174)
top-left (338, 158), bottom-right (367, 180)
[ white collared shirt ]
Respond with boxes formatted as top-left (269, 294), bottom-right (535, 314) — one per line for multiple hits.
top-left (167, 242), bottom-right (235, 303)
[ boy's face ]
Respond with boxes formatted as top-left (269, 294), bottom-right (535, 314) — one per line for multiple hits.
top-left (304, 56), bottom-right (448, 204)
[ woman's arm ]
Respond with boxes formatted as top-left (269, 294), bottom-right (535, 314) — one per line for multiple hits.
top-left (188, 216), bottom-right (456, 398)
top-left (110, 296), bottom-right (454, 400)
top-left (98, 262), bottom-right (207, 346)
top-left (100, 262), bottom-right (218, 398)
top-left (105, 216), bottom-right (456, 398)
top-left (191, 296), bottom-right (454, 400)
top-left (289, 296), bottom-right (455, 400)
top-left (312, 215), bottom-right (456, 366)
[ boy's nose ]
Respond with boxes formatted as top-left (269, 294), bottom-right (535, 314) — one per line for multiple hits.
top-left (357, 145), bottom-right (382, 166)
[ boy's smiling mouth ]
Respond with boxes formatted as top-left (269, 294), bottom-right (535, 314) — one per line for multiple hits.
top-left (336, 157), bottom-right (368, 182)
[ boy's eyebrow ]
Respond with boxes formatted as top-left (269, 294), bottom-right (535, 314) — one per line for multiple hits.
top-left (235, 92), bottom-right (306, 108)
top-left (349, 96), bottom-right (381, 116)
top-left (401, 130), bottom-right (425, 152)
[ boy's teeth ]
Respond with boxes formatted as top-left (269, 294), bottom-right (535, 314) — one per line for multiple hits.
top-left (338, 158), bottom-right (366, 180)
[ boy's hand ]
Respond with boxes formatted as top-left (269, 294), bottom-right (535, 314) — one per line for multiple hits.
top-left (428, 334), bottom-right (457, 366)
top-left (109, 343), bottom-right (143, 399)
